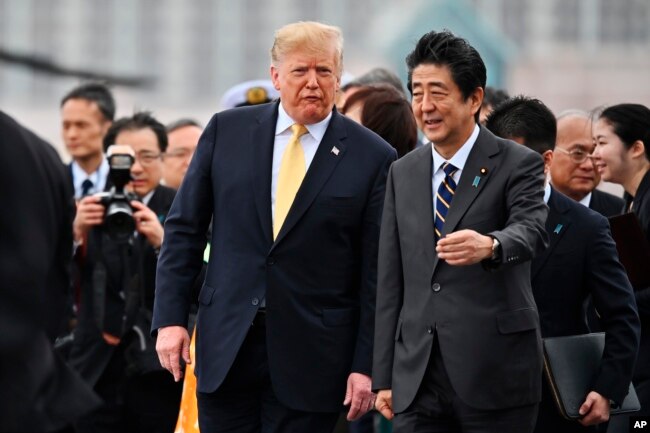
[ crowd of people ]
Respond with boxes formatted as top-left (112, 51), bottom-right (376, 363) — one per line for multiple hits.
top-left (2, 19), bottom-right (650, 433)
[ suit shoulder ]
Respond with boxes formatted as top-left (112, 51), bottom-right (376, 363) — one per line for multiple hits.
top-left (593, 188), bottom-right (625, 206)
top-left (152, 185), bottom-right (177, 208)
top-left (211, 102), bottom-right (275, 124)
top-left (392, 143), bottom-right (430, 169)
top-left (554, 189), bottom-right (608, 229)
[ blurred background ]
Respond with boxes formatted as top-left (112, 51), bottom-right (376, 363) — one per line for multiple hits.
top-left (1, 0), bottom-right (649, 161)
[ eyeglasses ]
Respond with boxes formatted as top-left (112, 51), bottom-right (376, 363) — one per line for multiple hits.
top-left (164, 148), bottom-right (194, 160)
top-left (554, 146), bottom-right (594, 164)
top-left (135, 151), bottom-right (162, 166)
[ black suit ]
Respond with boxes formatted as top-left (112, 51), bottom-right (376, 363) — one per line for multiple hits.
top-left (69, 185), bottom-right (182, 433)
top-left (590, 189), bottom-right (624, 218)
top-left (625, 170), bottom-right (650, 409)
top-left (0, 111), bottom-right (100, 432)
top-left (532, 188), bottom-right (639, 433)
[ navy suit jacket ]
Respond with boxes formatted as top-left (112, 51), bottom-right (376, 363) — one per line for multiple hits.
top-left (532, 188), bottom-right (639, 403)
top-left (153, 102), bottom-right (395, 412)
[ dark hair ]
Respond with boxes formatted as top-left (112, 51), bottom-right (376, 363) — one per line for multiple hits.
top-left (103, 111), bottom-right (168, 153)
top-left (60, 82), bottom-right (116, 121)
top-left (341, 67), bottom-right (405, 96)
top-left (483, 86), bottom-right (510, 108)
top-left (405, 30), bottom-right (486, 121)
top-left (598, 103), bottom-right (650, 160)
top-left (166, 118), bottom-right (203, 133)
top-left (485, 95), bottom-right (556, 155)
top-left (341, 85), bottom-right (417, 158)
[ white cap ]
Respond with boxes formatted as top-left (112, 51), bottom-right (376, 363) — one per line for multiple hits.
top-left (219, 79), bottom-right (280, 110)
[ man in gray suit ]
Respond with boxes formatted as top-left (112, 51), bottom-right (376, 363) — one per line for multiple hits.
top-left (372, 30), bottom-right (549, 433)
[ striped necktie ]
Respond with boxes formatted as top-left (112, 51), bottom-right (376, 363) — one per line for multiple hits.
top-left (434, 162), bottom-right (458, 241)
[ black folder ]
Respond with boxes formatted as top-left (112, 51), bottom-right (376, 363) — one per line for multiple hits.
top-left (608, 212), bottom-right (650, 288)
top-left (543, 333), bottom-right (640, 420)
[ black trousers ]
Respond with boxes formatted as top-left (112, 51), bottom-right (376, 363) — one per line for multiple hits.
top-left (196, 313), bottom-right (340, 433)
top-left (75, 343), bottom-right (182, 433)
top-left (393, 335), bottom-right (538, 433)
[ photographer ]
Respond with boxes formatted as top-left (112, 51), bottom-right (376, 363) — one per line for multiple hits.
top-left (68, 112), bottom-right (181, 433)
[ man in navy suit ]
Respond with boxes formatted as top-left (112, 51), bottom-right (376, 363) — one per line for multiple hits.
top-left (60, 82), bottom-right (115, 199)
top-left (486, 96), bottom-right (640, 432)
top-left (153, 21), bottom-right (395, 433)
top-left (552, 110), bottom-right (624, 218)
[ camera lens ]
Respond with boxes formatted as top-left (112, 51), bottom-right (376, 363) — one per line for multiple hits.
top-left (105, 201), bottom-right (136, 242)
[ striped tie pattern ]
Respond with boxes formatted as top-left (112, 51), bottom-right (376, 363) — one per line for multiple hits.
top-left (434, 162), bottom-right (458, 241)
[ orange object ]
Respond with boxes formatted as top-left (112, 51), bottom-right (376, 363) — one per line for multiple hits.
top-left (175, 329), bottom-right (199, 433)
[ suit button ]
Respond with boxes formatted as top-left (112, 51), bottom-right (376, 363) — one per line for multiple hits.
top-left (432, 283), bottom-right (441, 292)
top-left (427, 326), bottom-right (433, 334)
top-left (267, 257), bottom-right (275, 265)
top-left (252, 298), bottom-right (259, 306)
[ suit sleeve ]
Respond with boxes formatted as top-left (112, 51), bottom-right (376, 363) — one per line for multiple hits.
top-left (152, 114), bottom-right (217, 333)
top-left (351, 148), bottom-right (396, 376)
top-left (589, 217), bottom-right (641, 403)
top-left (488, 150), bottom-right (548, 267)
top-left (372, 164), bottom-right (404, 391)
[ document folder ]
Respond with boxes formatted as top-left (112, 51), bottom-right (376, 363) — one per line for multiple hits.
top-left (543, 333), bottom-right (640, 419)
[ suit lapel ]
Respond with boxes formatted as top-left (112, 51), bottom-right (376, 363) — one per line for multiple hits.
top-left (411, 146), bottom-right (437, 267)
top-left (531, 188), bottom-right (571, 280)
top-left (252, 103), bottom-right (278, 245)
top-left (272, 110), bottom-right (347, 248)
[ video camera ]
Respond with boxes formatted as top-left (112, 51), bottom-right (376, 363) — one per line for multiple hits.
top-left (96, 145), bottom-right (139, 243)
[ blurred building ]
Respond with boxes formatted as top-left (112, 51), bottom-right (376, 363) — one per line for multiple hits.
top-left (0, 0), bottom-right (648, 156)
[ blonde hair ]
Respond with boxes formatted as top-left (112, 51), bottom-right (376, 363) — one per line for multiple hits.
top-left (270, 21), bottom-right (344, 75)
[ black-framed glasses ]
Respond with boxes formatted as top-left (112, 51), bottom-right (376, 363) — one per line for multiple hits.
top-left (554, 147), bottom-right (594, 164)
top-left (135, 151), bottom-right (162, 166)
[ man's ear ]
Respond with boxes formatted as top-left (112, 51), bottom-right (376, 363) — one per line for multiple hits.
top-left (542, 149), bottom-right (554, 176)
top-left (469, 87), bottom-right (485, 117)
top-left (270, 64), bottom-right (281, 91)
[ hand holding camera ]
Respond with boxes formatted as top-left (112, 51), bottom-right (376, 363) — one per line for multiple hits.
top-left (73, 145), bottom-right (163, 247)
top-left (131, 200), bottom-right (163, 249)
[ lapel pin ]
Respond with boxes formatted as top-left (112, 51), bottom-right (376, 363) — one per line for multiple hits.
top-left (331, 146), bottom-right (340, 156)
top-left (553, 223), bottom-right (563, 234)
top-left (480, 167), bottom-right (488, 175)
top-left (472, 176), bottom-right (481, 187)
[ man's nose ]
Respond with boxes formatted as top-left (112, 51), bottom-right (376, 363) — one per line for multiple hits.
top-left (305, 70), bottom-right (319, 88)
top-left (421, 93), bottom-right (435, 112)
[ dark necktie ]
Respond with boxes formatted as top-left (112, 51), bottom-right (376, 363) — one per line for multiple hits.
top-left (434, 162), bottom-right (458, 241)
top-left (81, 179), bottom-right (94, 196)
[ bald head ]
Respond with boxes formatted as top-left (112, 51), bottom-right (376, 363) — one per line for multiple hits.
top-left (550, 113), bottom-right (600, 201)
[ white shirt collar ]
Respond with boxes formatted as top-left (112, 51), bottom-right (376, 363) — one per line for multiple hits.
top-left (579, 191), bottom-right (592, 207)
top-left (431, 124), bottom-right (480, 174)
top-left (544, 182), bottom-right (551, 204)
top-left (141, 189), bottom-right (155, 206)
top-left (71, 157), bottom-right (109, 198)
top-left (275, 101), bottom-right (332, 142)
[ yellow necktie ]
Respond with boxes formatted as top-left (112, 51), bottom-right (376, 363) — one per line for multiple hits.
top-left (274, 123), bottom-right (308, 239)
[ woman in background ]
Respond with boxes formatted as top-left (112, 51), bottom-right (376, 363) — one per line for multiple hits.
top-left (592, 103), bottom-right (650, 431)
top-left (341, 84), bottom-right (418, 158)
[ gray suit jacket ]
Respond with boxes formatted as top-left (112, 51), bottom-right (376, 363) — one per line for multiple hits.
top-left (373, 126), bottom-right (549, 412)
